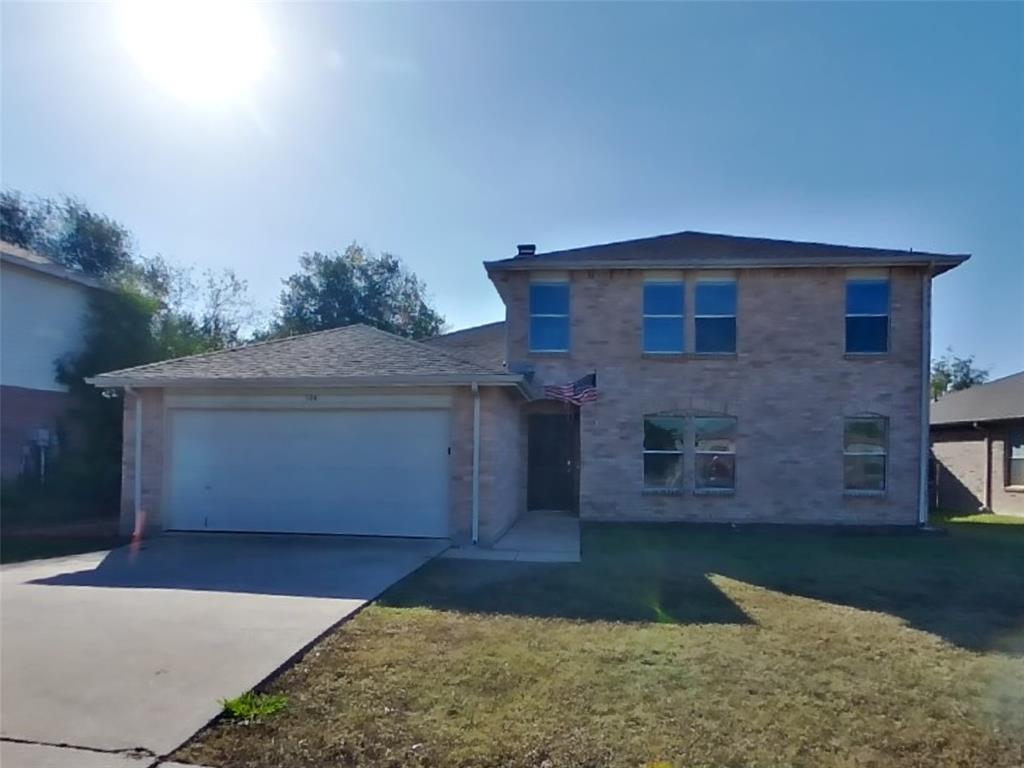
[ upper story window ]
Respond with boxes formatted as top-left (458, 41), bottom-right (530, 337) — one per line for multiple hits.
top-left (844, 416), bottom-right (887, 492)
top-left (694, 416), bottom-right (737, 491)
top-left (643, 281), bottom-right (684, 353)
top-left (529, 281), bottom-right (570, 352)
top-left (695, 279), bottom-right (737, 354)
top-left (845, 278), bottom-right (889, 354)
top-left (1008, 430), bottom-right (1024, 488)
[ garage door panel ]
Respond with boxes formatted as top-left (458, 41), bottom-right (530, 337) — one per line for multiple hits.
top-left (167, 408), bottom-right (449, 537)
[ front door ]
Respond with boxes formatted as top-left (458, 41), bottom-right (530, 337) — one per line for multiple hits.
top-left (527, 413), bottom-right (579, 513)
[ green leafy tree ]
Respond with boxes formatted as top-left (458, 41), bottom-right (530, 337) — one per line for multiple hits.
top-left (269, 244), bottom-right (444, 339)
top-left (931, 349), bottom-right (989, 401)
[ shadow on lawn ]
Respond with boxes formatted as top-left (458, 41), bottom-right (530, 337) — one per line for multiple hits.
top-left (380, 522), bottom-right (1024, 653)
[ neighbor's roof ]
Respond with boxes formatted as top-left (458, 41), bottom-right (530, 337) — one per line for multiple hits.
top-left (0, 240), bottom-right (107, 290)
top-left (424, 321), bottom-right (506, 369)
top-left (88, 324), bottom-right (522, 388)
top-left (484, 231), bottom-right (969, 276)
top-left (931, 372), bottom-right (1024, 426)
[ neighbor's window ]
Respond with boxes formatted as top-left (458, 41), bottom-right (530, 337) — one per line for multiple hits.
top-left (695, 416), bottom-right (737, 491)
top-left (529, 281), bottom-right (570, 352)
top-left (643, 415), bottom-right (685, 489)
top-left (695, 279), bottom-right (737, 353)
top-left (1009, 431), bottom-right (1024, 487)
top-left (845, 279), bottom-right (889, 354)
top-left (844, 416), bottom-right (888, 492)
top-left (643, 281), bottom-right (684, 353)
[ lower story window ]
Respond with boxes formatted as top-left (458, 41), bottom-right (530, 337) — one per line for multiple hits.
top-left (1009, 430), bottom-right (1024, 487)
top-left (643, 415), bottom-right (685, 489)
top-left (844, 416), bottom-right (887, 491)
top-left (694, 416), bottom-right (737, 490)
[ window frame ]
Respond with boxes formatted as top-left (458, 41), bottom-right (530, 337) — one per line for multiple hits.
top-left (693, 415), bottom-right (737, 493)
top-left (642, 279), bottom-right (685, 354)
top-left (528, 280), bottom-right (571, 353)
top-left (843, 415), bottom-right (888, 494)
top-left (845, 278), bottom-right (890, 355)
top-left (1007, 429), bottom-right (1024, 489)
top-left (694, 277), bottom-right (737, 355)
top-left (642, 415), bottom-right (686, 492)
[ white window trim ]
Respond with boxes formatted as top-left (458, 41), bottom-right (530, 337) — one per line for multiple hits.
top-left (694, 277), bottom-right (737, 354)
top-left (529, 280), bottom-right (570, 353)
top-left (843, 416), bottom-right (888, 493)
top-left (845, 277), bottom-right (891, 355)
top-left (642, 280), bottom-right (685, 354)
top-left (1007, 431), bottom-right (1024, 489)
top-left (694, 416), bottom-right (737, 492)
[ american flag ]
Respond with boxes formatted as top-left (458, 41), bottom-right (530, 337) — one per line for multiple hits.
top-left (544, 372), bottom-right (598, 405)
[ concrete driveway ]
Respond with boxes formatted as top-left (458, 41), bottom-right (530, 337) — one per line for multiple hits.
top-left (0, 534), bottom-right (447, 767)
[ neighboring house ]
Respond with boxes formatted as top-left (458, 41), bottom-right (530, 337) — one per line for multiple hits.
top-left (930, 372), bottom-right (1024, 516)
top-left (0, 241), bottom-right (105, 479)
top-left (89, 231), bottom-right (968, 543)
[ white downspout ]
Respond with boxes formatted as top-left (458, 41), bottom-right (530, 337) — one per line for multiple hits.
top-left (125, 386), bottom-right (143, 535)
top-left (471, 382), bottom-right (481, 545)
top-left (918, 265), bottom-right (933, 526)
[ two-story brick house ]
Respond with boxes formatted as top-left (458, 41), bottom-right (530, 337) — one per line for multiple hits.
top-left (90, 231), bottom-right (967, 542)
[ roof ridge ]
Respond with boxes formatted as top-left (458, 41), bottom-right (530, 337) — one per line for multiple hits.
top-left (359, 324), bottom-right (501, 373)
top-left (95, 324), bottom-right (369, 378)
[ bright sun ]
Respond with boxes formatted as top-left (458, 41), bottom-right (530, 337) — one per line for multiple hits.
top-left (118, 0), bottom-right (272, 105)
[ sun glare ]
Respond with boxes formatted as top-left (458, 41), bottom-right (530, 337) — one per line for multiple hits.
top-left (118, 0), bottom-right (272, 105)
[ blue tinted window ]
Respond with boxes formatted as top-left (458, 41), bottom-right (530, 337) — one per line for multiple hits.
top-left (846, 317), bottom-right (888, 353)
top-left (696, 317), bottom-right (736, 353)
top-left (530, 316), bottom-right (569, 351)
top-left (846, 280), bottom-right (889, 315)
top-left (696, 281), bottom-right (736, 316)
top-left (644, 317), bottom-right (683, 353)
top-left (530, 283), bottom-right (569, 316)
top-left (643, 283), bottom-right (684, 316)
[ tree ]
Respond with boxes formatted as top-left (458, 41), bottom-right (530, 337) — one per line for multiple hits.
top-left (931, 349), bottom-right (989, 401)
top-left (0, 191), bottom-right (133, 277)
top-left (269, 244), bottom-right (444, 339)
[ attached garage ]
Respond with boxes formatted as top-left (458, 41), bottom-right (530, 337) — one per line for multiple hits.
top-left (88, 324), bottom-right (528, 545)
top-left (166, 406), bottom-right (451, 537)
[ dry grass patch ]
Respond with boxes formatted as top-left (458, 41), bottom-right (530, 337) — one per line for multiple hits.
top-left (179, 523), bottom-right (1024, 768)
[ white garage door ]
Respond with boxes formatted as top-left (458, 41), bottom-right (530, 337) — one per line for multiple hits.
top-left (166, 408), bottom-right (450, 537)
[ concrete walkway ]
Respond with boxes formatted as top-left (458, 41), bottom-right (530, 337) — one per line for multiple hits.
top-left (1, 534), bottom-right (446, 767)
top-left (442, 510), bottom-right (581, 562)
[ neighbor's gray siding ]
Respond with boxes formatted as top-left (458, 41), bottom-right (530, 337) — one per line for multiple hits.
top-left (492, 265), bottom-right (926, 525)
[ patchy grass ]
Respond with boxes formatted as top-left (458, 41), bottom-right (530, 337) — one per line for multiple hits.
top-left (934, 510), bottom-right (1024, 527)
top-left (222, 692), bottom-right (289, 723)
top-left (179, 524), bottom-right (1024, 768)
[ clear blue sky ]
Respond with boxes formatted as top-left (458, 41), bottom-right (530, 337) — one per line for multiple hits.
top-left (3, 2), bottom-right (1021, 375)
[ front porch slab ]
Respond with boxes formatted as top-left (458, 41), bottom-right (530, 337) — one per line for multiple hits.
top-left (441, 510), bottom-right (581, 562)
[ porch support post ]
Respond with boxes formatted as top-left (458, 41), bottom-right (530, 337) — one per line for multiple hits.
top-left (471, 382), bottom-right (481, 544)
top-left (126, 386), bottom-right (143, 533)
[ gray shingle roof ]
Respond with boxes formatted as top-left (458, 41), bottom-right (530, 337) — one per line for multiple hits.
top-left (89, 324), bottom-right (511, 386)
top-left (930, 372), bottom-right (1024, 426)
top-left (485, 230), bottom-right (969, 276)
top-left (424, 321), bottom-right (506, 369)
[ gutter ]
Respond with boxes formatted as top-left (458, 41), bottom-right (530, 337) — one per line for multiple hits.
top-left (85, 373), bottom-right (526, 389)
top-left (918, 265), bottom-right (933, 526)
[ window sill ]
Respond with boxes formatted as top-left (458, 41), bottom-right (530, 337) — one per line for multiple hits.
top-left (640, 352), bottom-right (737, 360)
top-left (694, 488), bottom-right (735, 496)
top-left (642, 488), bottom-right (685, 496)
top-left (844, 352), bottom-right (889, 359)
top-left (843, 489), bottom-right (887, 498)
top-left (1004, 485), bottom-right (1024, 494)
top-left (528, 350), bottom-right (570, 356)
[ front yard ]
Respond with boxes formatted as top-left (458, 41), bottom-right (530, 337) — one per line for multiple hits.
top-left (180, 517), bottom-right (1024, 768)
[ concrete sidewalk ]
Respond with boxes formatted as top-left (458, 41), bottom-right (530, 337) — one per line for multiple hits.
top-left (442, 510), bottom-right (581, 562)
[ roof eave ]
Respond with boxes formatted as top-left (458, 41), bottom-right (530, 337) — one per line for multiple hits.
top-left (85, 373), bottom-right (525, 389)
top-left (485, 254), bottom-right (970, 276)
top-left (1, 251), bottom-right (109, 290)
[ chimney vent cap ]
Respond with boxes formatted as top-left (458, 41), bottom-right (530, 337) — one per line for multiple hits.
top-left (516, 243), bottom-right (537, 257)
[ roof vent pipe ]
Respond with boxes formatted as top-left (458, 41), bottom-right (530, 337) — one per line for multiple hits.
top-left (516, 244), bottom-right (536, 258)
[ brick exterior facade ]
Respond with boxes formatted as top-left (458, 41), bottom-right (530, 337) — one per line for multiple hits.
top-left (932, 420), bottom-right (1024, 517)
top-left (0, 385), bottom-right (77, 479)
top-left (492, 265), bottom-right (927, 525)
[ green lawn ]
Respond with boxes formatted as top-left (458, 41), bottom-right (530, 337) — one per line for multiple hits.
top-left (179, 518), bottom-right (1024, 768)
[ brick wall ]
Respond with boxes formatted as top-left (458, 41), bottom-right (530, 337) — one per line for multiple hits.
top-left (120, 388), bottom-right (165, 536)
top-left (990, 423), bottom-right (1024, 516)
top-left (0, 385), bottom-right (75, 479)
top-left (934, 421), bottom-right (1024, 516)
top-left (492, 265), bottom-right (926, 525)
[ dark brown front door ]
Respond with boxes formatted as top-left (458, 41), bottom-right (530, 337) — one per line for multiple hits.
top-left (527, 413), bottom-right (579, 513)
